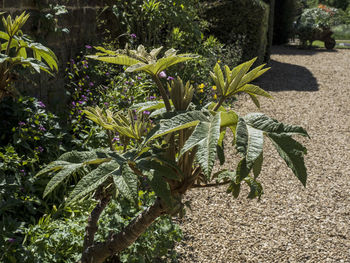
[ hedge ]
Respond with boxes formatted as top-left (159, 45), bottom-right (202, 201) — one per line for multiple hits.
top-left (200, 0), bottom-right (270, 64)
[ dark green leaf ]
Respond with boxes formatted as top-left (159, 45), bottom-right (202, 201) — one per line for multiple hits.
top-left (267, 134), bottom-right (307, 186)
top-left (245, 113), bottom-right (309, 138)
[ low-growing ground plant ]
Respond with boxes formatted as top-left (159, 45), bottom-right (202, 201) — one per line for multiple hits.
top-left (38, 44), bottom-right (309, 263)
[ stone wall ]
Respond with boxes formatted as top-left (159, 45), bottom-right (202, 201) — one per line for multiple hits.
top-left (0, 0), bottom-right (104, 111)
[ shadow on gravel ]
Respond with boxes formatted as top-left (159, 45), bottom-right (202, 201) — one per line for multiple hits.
top-left (271, 45), bottom-right (338, 56)
top-left (256, 59), bottom-right (319, 92)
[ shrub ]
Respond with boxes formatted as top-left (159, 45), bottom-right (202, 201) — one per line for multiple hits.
top-left (200, 0), bottom-right (270, 64)
top-left (24, 193), bottom-right (182, 262)
top-left (38, 44), bottom-right (309, 263)
top-left (0, 96), bottom-right (66, 262)
top-left (0, 12), bottom-right (58, 101)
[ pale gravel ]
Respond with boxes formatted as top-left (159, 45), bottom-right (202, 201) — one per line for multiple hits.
top-left (176, 46), bottom-right (350, 263)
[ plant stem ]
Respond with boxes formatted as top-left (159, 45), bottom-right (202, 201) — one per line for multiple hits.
top-left (152, 75), bottom-right (172, 112)
top-left (213, 96), bottom-right (226, 111)
top-left (81, 196), bottom-right (111, 256)
top-left (79, 198), bottom-right (165, 263)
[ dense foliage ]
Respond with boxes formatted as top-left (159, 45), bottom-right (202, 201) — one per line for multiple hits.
top-left (0, 2), bottom-right (313, 262)
top-left (200, 0), bottom-right (270, 64)
top-left (296, 5), bottom-right (343, 46)
top-left (37, 44), bottom-right (309, 262)
top-left (273, 0), bottom-right (304, 44)
top-left (0, 12), bottom-right (58, 100)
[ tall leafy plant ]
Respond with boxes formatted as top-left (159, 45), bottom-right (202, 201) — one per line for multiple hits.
top-left (0, 12), bottom-right (58, 100)
top-left (38, 45), bottom-right (309, 263)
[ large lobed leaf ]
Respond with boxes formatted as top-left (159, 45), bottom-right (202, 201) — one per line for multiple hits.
top-left (267, 134), bottom-right (308, 186)
top-left (235, 118), bottom-right (264, 170)
top-left (244, 113), bottom-right (309, 137)
top-left (148, 111), bottom-right (208, 141)
top-left (113, 163), bottom-right (138, 205)
top-left (180, 113), bottom-right (221, 178)
top-left (66, 160), bottom-right (119, 205)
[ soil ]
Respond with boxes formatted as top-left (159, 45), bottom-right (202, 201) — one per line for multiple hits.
top-left (176, 46), bottom-right (350, 263)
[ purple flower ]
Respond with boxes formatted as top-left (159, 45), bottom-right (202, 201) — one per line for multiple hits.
top-left (137, 76), bottom-right (142, 80)
top-left (20, 169), bottom-right (27, 176)
top-left (38, 101), bottom-right (46, 108)
top-left (86, 89), bottom-right (90, 93)
top-left (85, 45), bottom-right (92, 49)
top-left (106, 72), bottom-right (110, 76)
top-left (143, 111), bottom-right (150, 115)
top-left (78, 101), bottom-right (84, 104)
top-left (158, 71), bottom-right (167, 78)
top-left (36, 146), bottom-right (44, 153)
top-left (7, 238), bottom-right (15, 243)
top-left (125, 81), bottom-right (130, 85)
top-left (167, 76), bottom-right (174, 81)
top-left (82, 95), bottom-right (88, 101)
top-left (85, 75), bottom-right (90, 79)
top-left (72, 101), bottom-right (76, 107)
top-left (18, 121), bottom-right (25, 126)
top-left (104, 102), bottom-right (109, 106)
top-left (112, 137), bottom-right (120, 142)
top-left (130, 33), bottom-right (137, 39)
top-left (89, 82), bottom-right (94, 87)
top-left (39, 125), bottom-right (46, 132)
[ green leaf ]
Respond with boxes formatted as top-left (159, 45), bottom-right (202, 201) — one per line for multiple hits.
top-left (236, 158), bottom-right (250, 183)
top-left (220, 110), bottom-right (238, 128)
top-left (213, 170), bottom-right (236, 183)
top-left (43, 162), bottom-right (83, 198)
top-left (66, 161), bottom-right (119, 205)
top-left (226, 181), bottom-right (241, 198)
top-left (36, 160), bottom-right (69, 177)
top-left (87, 54), bottom-right (140, 67)
top-left (227, 57), bottom-right (257, 95)
top-left (29, 42), bottom-right (58, 71)
top-left (180, 113), bottom-right (221, 178)
top-left (131, 100), bottom-right (166, 113)
top-left (245, 177), bottom-right (263, 199)
top-left (235, 118), bottom-right (264, 170)
top-left (137, 158), bottom-right (181, 181)
top-left (148, 111), bottom-right (207, 141)
top-left (213, 63), bottom-right (225, 91)
top-left (235, 84), bottom-right (272, 98)
top-left (267, 134), bottom-right (307, 186)
top-left (252, 152), bottom-right (263, 179)
top-left (148, 172), bottom-right (173, 207)
top-left (113, 163), bottom-right (138, 204)
top-left (245, 113), bottom-right (309, 138)
top-left (0, 31), bottom-right (9, 40)
top-left (216, 145), bottom-right (225, 165)
top-left (247, 93), bottom-right (260, 108)
top-left (239, 64), bottom-right (270, 87)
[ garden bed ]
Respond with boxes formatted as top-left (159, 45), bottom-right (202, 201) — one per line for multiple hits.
top-left (176, 46), bottom-right (350, 262)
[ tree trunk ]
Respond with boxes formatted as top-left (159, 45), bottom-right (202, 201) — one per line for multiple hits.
top-left (80, 198), bottom-right (165, 263)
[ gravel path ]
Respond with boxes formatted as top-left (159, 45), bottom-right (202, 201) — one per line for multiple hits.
top-left (176, 46), bottom-right (350, 262)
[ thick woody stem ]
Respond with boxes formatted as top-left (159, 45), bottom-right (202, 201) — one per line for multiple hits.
top-left (80, 198), bottom-right (165, 263)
